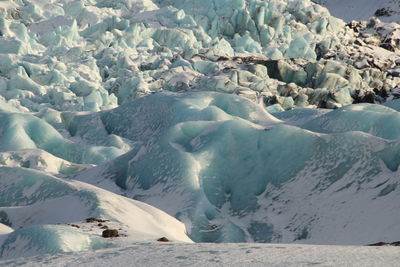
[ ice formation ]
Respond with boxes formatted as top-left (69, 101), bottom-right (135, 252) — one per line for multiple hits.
top-left (0, 0), bottom-right (400, 260)
top-left (0, 0), bottom-right (399, 113)
top-left (68, 92), bottom-right (400, 244)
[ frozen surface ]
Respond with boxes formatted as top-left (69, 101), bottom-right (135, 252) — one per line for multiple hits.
top-left (69, 92), bottom-right (400, 245)
top-left (1, 91), bottom-right (400, 258)
top-left (1, 242), bottom-right (400, 267)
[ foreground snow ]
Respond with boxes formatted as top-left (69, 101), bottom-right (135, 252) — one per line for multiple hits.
top-left (0, 167), bottom-right (192, 259)
top-left (1, 242), bottom-right (399, 267)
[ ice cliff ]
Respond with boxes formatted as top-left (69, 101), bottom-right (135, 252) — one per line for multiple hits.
top-left (0, 0), bottom-right (400, 259)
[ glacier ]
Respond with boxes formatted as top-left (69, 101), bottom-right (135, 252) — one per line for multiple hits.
top-left (70, 92), bottom-right (400, 244)
top-left (0, 0), bottom-right (400, 261)
top-left (0, 0), bottom-right (399, 112)
top-left (1, 92), bottom-right (400, 256)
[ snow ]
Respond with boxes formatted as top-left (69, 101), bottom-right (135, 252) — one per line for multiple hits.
top-left (0, 224), bottom-right (12, 235)
top-left (0, 166), bottom-right (191, 259)
top-left (0, 224), bottom-right (13, 246)
top-left (1, 242), bottom-right (400, 267)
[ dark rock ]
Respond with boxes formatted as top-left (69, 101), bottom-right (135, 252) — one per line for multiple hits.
top-left (102, 229), bottom-right (119, 238)
top-left (264, 95), bottom-right (279, 105)
top-left (380, 40), bottom-right (396, 52)
top-left (368, 241), bottom-right (400, 246)
top-left (389, 68), bottom-right (400, 77)
top-left (368, 242), bottom-right (388, 246)
top-left (157, 237), bottom-right (169, 242)
top-left (354, 91), bottom-right (376, 104)
top-left (373, 88), bottom-right (388, 98)
top-left (354, 39), bottom-right (364, 46)
top-left (363, 92), bottom-right (376, 103)
top-left (217, 56), bottom-right (230, 61)
top-left (317, 100), bottom-right (327, 108)
top-left (374, 8), bottom-right (393, 17)
top-left (86, 217), bottom-right (107, 223)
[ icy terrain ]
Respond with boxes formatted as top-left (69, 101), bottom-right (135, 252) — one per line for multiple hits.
top-left (0, 0), bottom-right (400, 263)
top-left (2, 92), bottom-right (400, 259)
top-left (1, 242), bottom-right (400, 267)
top-left (0, 0), bottom-right (400, 112)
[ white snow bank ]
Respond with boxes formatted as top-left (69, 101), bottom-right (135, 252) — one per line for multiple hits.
top-left (0, 166), bottom-right (191, 259)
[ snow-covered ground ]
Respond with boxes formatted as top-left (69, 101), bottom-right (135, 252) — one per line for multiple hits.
top-left (1, 242), bottom-right (399, 267)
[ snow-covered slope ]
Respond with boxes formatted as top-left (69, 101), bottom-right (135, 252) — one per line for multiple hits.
top-left (314, 0), bottom-right (400, 22)
top-left (0, 166), bottom-right (191, 259)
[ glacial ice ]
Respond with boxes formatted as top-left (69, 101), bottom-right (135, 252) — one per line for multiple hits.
top-left (0, 90), bottom-right (400, 253)
top-left (1, 225), bottom-right (109, 259)
top-left (0, 0), bottom-right (400, 260)
top-left (0, 112), bottom-right (125, 164)
top-left (68, 92), bottom-right (400, 244)
top-left (0, 0), bottom-right (398, 113)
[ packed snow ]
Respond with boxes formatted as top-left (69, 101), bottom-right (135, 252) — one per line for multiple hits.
top-left (1, 242), bottom-right (400, 267)
top-left (0, 0), bottom-right (400, 264)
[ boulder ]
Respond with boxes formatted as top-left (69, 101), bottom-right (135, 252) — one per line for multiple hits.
top-left (102, 229), bottom-right (119, 238)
